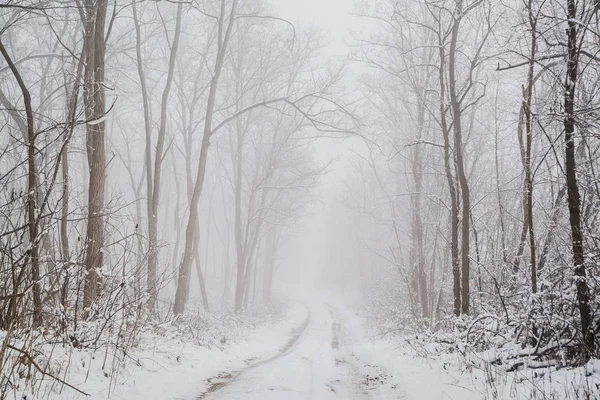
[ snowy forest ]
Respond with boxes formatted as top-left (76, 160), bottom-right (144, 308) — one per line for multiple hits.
top-left (0, 0), bottom-right (600, 398)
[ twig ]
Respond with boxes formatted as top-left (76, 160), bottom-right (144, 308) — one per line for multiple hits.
top-left (6, 344), bottom-right (89, 396)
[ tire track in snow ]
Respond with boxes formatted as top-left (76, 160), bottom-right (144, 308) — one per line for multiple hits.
top-left (326, 302), bottom-right (407, 400)
top-left (192, 302), bottom-right (311, 399)
top-left (326, 304), bottom-right (371, 400)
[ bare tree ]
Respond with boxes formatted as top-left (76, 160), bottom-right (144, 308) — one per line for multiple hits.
top-left (0, 39), bottom-right (42, 326)
top-left (563, 0), bottom-right (594, 357)
top-left (132, 0), bottom-right (183, 311)
top-left (80, 0), bottom-right (109, 311)
top-left (173, 0), bottom-right (240, 315)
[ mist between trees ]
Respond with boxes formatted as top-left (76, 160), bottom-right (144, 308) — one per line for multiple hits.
top-left (0, 0), bottom-right (599, 396)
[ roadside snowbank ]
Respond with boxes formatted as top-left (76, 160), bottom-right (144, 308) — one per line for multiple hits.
top-left (328, 293), bottom-right (600, 400)
top-left (11, 300), bottom-right (308, 400)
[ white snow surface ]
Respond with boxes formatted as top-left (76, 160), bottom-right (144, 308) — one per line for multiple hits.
top-left (16, 301), bottom-right (308, 400)
top-left (14, 292), bottom-right (600, 399)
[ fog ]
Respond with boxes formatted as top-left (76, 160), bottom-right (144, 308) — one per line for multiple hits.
top-left (1, 0), bottom-right (600, 398)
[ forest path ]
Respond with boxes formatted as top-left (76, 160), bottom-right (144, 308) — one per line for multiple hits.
top-left (196, 298), bottom-right (395, 399)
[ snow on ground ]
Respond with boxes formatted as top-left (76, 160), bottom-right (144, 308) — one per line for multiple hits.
top-left (330, 295), bottom-right (483, 399)
top-left (14, 292), bottom-right (600, 399)
top-left (201, 296), bottom-right (369, 400)
top-left (326, 293), bottom-right (600, 400)
top-left (16, 300), bottom-right (308, 400)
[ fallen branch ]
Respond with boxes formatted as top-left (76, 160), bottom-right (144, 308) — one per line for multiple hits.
top-left (7, 344), bottom-right (89, 396)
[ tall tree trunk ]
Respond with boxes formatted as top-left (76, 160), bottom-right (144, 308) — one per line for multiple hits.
top-left (448, 0), bottom-right (471, 315)
top-left (564, 0), bottom-right (593, 356)
top-left (170, 146), bottom-right (182, 288)
top-left (437, 26), bottom-right (461, 316)
top-left (242, 232), bottom-right (260, 309)
top-left (412, 102), bottom-right (428, 319)
top-left (174, 142), bottom-right (209, 315)
top-left (233, 119), bottom-right (245, 311)
top-left (263, 228), bottom-right (278, 302)
top-left (82, 0), bottom-right (108, 311)
top-left (60, 143), bottom-right (70, 326)
top-left (0, 39), bottom-right (42, 326)
top-left (538, 185), bottom-right (566, 273)
top-left (513, 100), bottom-right (529, 274)
top-left (494, 85), bottom-right (509, 267)
top-left (148, 3), bottom-right (182, 310)
top-left (134, 1), bottom-right (183, 311)
top-left (60, 50), bottom-right (85, 329)
top-left (174, 0), bottom-right (239, 315)
top-left (524, 0), bottom-right (537, 293)
top-left (193, 229), bottom-right (209, 310)
top-left (240, 186), bottom-right (268, 309)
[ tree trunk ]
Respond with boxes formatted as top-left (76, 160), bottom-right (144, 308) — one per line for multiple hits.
top-left (564, 0), bottom-right (593, 356)
top-left (0, 39), bottom-right (42, 326)
top-left (173, 0), bottom-right (239, 315)
top-left (60, 50), bottom-right (85, 329)
top-left (60, 142), bottom-right (70, 326)
top-left (134, 1), bottom-right (183, 311)
top-left (448, 0), bottom-right (471, 315)
top-left (524, 0), bottom-right (537, 293)
top-left (233, 118), bottom-right (245, 311)
top-left (263, 228), bottom-right (278, 302)
top-left (170, 146), bottom-right (183, 288)
top-left (412, 101), bottom-right (428, 319)
top-left (173, 139), bottom-right (210, 315)
top-left (437, 27), bottom-right (461, 316)
top-left (193, 229), bottom-right (209, 310)
top-left (538, 185), bottom-right (566, 273)
top-left (82, 0), bottom-right (108, 312)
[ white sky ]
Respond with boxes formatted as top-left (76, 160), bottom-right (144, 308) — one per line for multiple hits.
top-left (273, 0), bottom-right (365, 171)
top-left (274, 0), bottom-right (358, 55)
top-left (271, 0), bottom-right (368, 290)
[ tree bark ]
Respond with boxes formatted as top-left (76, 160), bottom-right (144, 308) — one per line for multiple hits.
top-left (564, 0), bottom-right (593, 356)
top-left (82, 0), bottom-right (109, 311)
top-left (524, 0), bottom-right (537, 293)
top-left (437, 16), bottom-right (461, 317)
top-left (412, 101), bottom-right (428, 319)
top-left (0, 39), bottom-right (42, 326)
top-left (538, 185), bottom-right (566, 273)
top-left (60, 48), bottom-right (85, 329)
top-left (448, 0), bottom-right (471, 315)
top-left (134, 1), bottom-right (183, 311)
top-left (174, 0), bottom-right (238, 315)
top-left (233, 116), bottom-right (245, 311)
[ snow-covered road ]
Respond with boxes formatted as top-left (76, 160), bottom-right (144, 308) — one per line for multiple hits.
top-left (198, 300), bottom-right (387, 400)
top-left (30, 291), bottom-right (589, 400)
top-left (182, 294), bottom-right (486, 400)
